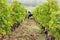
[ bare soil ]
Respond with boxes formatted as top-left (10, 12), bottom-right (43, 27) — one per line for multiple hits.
top-left (2, 19), bottom-right (46, 40)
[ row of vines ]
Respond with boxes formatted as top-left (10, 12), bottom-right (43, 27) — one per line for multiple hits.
top-left (0, 0), bottom-right (27, 36)
top-left (0, 0), bottom-right (60, 40)
top-left (33, 0), bottom-right (60, 40)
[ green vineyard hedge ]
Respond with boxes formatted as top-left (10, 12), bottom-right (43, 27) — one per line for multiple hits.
top-left (0, 0), bottom-right (12, 36)
top-left (11, 1), bottom-right (27, 24)
top-left (33, 0), bottom-right (60, 39)
top-left (0, 0), bottom-right (27, 36)
top-left (33, 0), bottom-right (59, 27)
top-left (49, 11), bottom-right (60, 39)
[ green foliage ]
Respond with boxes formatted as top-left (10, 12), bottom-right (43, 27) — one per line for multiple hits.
top-left (47, 0), bottom-right (59, 11)
top-left (33, 3), bottom-right (50, 27)
top-left (33, 0), bottom-right (59, 27)
top-left (0, 0), bottom-right (7, 4)
top-left (33, 0), bottom-right (60, 39)
top-left (0, 1), bottom-right (12, 35)
top-left (11, 1), bottom-right (27, 24)
top-left (0, 0), bottom-right (27, 36)
top-left (49, 11), bottom-right (60, 39)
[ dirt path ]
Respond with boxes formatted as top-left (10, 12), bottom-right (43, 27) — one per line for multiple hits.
top-left (2, 19), bottom-right (46, 40)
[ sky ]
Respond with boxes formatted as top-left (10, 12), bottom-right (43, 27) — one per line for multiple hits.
top-left (8, 0), bottom-right (47, 7)
top-left (8, 0), bottom-right (60, 7)
top-left (19, 0), bottom-right (47, 6)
